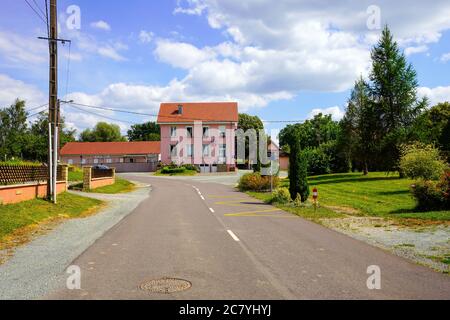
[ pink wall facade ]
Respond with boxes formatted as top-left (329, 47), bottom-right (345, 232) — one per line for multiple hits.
top-left (160, 122), bottom-right (237, 170)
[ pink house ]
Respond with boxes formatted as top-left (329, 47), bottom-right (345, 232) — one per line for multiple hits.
top-left (157, 102), bottom-right (238, 172)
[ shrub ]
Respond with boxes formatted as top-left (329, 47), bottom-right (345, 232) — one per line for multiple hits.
top-left (400, 143), bottom-right (448, 180)
top-left (270, 187), bottom-right (291, 204)
top-left (160, 166), bottom-right (186, 174)
top-left (182, 164), bottom-right (200, 173)
top-left (411, 172), bottom-right (450, 211)
top-left (238, 173), bottom-right (279, 191)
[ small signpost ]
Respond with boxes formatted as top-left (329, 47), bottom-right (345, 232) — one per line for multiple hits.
top-left (312, 187), bottom-right (318, 213)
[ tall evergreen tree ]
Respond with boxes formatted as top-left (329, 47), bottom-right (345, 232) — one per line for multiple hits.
top-left (342, 77), bottom-right (380, 175)
top-left (370, 26), bottom-right (427, 170)
top-left (288, 133), bottom-right (310, 202)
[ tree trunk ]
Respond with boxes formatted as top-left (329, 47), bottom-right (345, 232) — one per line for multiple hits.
top-left (363, 161), bottom-right (369, 176)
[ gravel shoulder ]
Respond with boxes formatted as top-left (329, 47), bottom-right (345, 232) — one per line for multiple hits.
top-left (0, 181), bottom-right (150, 300)
top-left (321, 216), bottom-right (450, 273)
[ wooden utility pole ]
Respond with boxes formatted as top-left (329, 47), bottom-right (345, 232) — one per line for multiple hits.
top-left (48, 0), bottom-right (58, 203)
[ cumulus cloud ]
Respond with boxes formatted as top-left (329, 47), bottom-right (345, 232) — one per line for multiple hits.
top-left (0, 74), bottom-right (45, 108)
top-left (139, 30), bottom-right (154, 44)
top-left (90, 20), bottom-right (111, 31)
top-left (0, 30), bottom-right (47, 66)
top-left (308, 106), bottom-right (346, 121)
top-left (441, 52), bottom-right (450, 62)
top-left (154, 40), bottom-right (216, 69)
top-left (405, 45), bottom-right (428, 56)
top-left (418, 85), bottom-right (450, 106)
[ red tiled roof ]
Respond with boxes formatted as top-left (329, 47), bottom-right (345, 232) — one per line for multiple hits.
top-left (60, 141), bottom-right (161, 156)
top-left (157, 102), bottom-right (238, 123)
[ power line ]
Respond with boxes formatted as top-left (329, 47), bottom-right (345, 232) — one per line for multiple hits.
top-left (27, 103), bottom-right (49, 112)
top-left (66, 103), bottom-right (136, 124)
top-left (24, 0), bottom-right (48, 25)
top-left (44, 0), bottom-right (50, 38)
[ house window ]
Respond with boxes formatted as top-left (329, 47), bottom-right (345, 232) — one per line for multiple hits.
top-left (120, 158), bottom-right (124, 163)
top-left (171, 126), bottom-right (177, 138)
top-left (130, 158), bottom-right (135, 163)
top-left (219, 144), bottom-right (226, 158)
top-left (203, 126), bottom-right (209, 138)
top-left (106, 158), bottom-right (112, 164)
top-left (186, 127), bottom-right (193, 138)
top-left (67, 159), bottom-right (73, 165)
top-left (81, 159), bottom-right (87, 165)
top-left (170, 144), bottom-right (177, 157)
top-left (94, 158), bottom-right (99, 164)
top-left (187, 144), bottom-right (194, 158)
top-left (219, 126), bottom-right (226, 138)
top-left (202, 144), bottom-right (210, 157)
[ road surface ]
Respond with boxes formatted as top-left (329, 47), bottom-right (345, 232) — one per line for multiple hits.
top-left (47, 175), bottom-right (450, 299)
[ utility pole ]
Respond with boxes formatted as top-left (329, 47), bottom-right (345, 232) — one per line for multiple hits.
top-left (48, 0), bottom-right (58, 204)
top-left (39, 0), bottom-right (70, 204)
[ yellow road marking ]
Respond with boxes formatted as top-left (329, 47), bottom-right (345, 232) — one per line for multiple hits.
top-left (224, 208), bottom-right (283, 216)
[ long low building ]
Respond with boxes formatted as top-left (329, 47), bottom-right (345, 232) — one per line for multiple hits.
top-left (60, 141), bottom-right (161, 172)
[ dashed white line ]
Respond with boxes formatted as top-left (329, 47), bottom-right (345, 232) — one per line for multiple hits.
top-left (209, 208), bottom-right (215, 213)
top-left (200, 195), bottom-right (205, 200)
top-left (227, 230), bottom-right (240, 242)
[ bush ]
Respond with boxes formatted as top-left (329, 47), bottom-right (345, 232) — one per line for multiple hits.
top-left (238, 173), bottom-right (280, 191)
top-left (182, 164), bottom-right (200, 173)
top-left (160, 166), bottom-right (186, 174)
top-left (400, 143), bottom-right (448, 180)
top-left (270, 187), bottom-right (291, 204)
top-left (303, 147), bottom-right (331, 175)
top-left (411, 172), bottom-right (450, 211)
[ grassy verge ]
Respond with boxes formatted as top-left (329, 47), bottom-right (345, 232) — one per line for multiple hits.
top-left (247, 191), bottom-right (344, 222)
top-left (89, 178), bottom-right (135, 194)
top-left (0, 193), bottom-right (103, 261)
top-left (68, 167), bottom-right (83, 182)
top-left (247, 172), bottom-right (450, 221)
top-left (154, 169), bottom-right (197, 176)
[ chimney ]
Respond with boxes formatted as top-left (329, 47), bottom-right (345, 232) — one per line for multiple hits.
top-left (178, 104), bottom-right (183, 115)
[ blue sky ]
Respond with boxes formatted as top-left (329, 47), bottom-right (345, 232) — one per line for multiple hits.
top-left (1, 0), bottom-right (450, 138)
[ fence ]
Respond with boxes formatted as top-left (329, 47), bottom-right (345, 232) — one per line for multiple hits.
top-left (0, 164), bottom-right (62, 186)
top-left (83, 166), bottom-right (116, 191)
top-left (0, 164), bottom-right (68, 205)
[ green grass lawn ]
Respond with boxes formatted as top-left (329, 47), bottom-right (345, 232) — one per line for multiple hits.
top-left (0, 193), bottom-right (103, 241)
top-left (68, 168), bottom-right (83, 182)
top-left (249, 172), bottom-right (450, 221)
top-left (89, 178), bottom-right (135, 194)
top-left (154, 169), bottom-right (197, 176)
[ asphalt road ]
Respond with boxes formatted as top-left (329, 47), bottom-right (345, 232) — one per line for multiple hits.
top-left (47, 175), bottom-right (450, 300)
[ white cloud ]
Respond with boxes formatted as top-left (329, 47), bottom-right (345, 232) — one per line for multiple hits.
top-left (418, 85), bottom-right (450, 106)
top-left (73, 32), bottom-right (128, 61)
top-left (90, 20), bottom-right (111, 31)
top-left (308, 106), bottom-right (345, 121)
top-left (174, 0), bottom-right (207, 15)
top-left (0, 74), bottom-right (45, 109)
top-left (440, 52), bottom-right (450, 62)
top-left (0, 30), bottom-right (47, 66)
top-left (139, 30), bottom-right (154, 44)
top-left (154, 40), bottom-right (216, 69)
top-left (405, 45), bottom-right (428, 56)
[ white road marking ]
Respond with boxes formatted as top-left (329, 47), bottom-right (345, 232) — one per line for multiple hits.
top-left (227, 230), bottom-right (240, 242)
top-left (200, 195), bottom-right (205, 200)
top-left (209, 208), bottom-right (215, 213)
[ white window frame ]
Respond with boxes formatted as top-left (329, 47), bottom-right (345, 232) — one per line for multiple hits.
top-left (170, 144), bottom-right (178, 157)
top-left (186, 126), bottom-right (193, 138)
top-left (202, 144), bottom-right (210, 157)
top-left (187, 144), bottom-right (194, 158)
top-left (219, 125), bottom-right (226, 138)
top-left (203, 126), bottom-right (209, 138)
top-left (171, 126), bottom-right (177, 138)
top-left (106, 158), bottom-right (112, 164)
top-left (219, 144), bottom-right (226, 158)
top-left (81, 159), bottom-right (87, 165)
top-left (94, 158), bottom-right (99, 164)
top-left (67, 159), bottom-right (73, 165)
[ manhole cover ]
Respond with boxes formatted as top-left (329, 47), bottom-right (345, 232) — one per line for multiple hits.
top-left (139, 278), bottom-right (192, 294)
